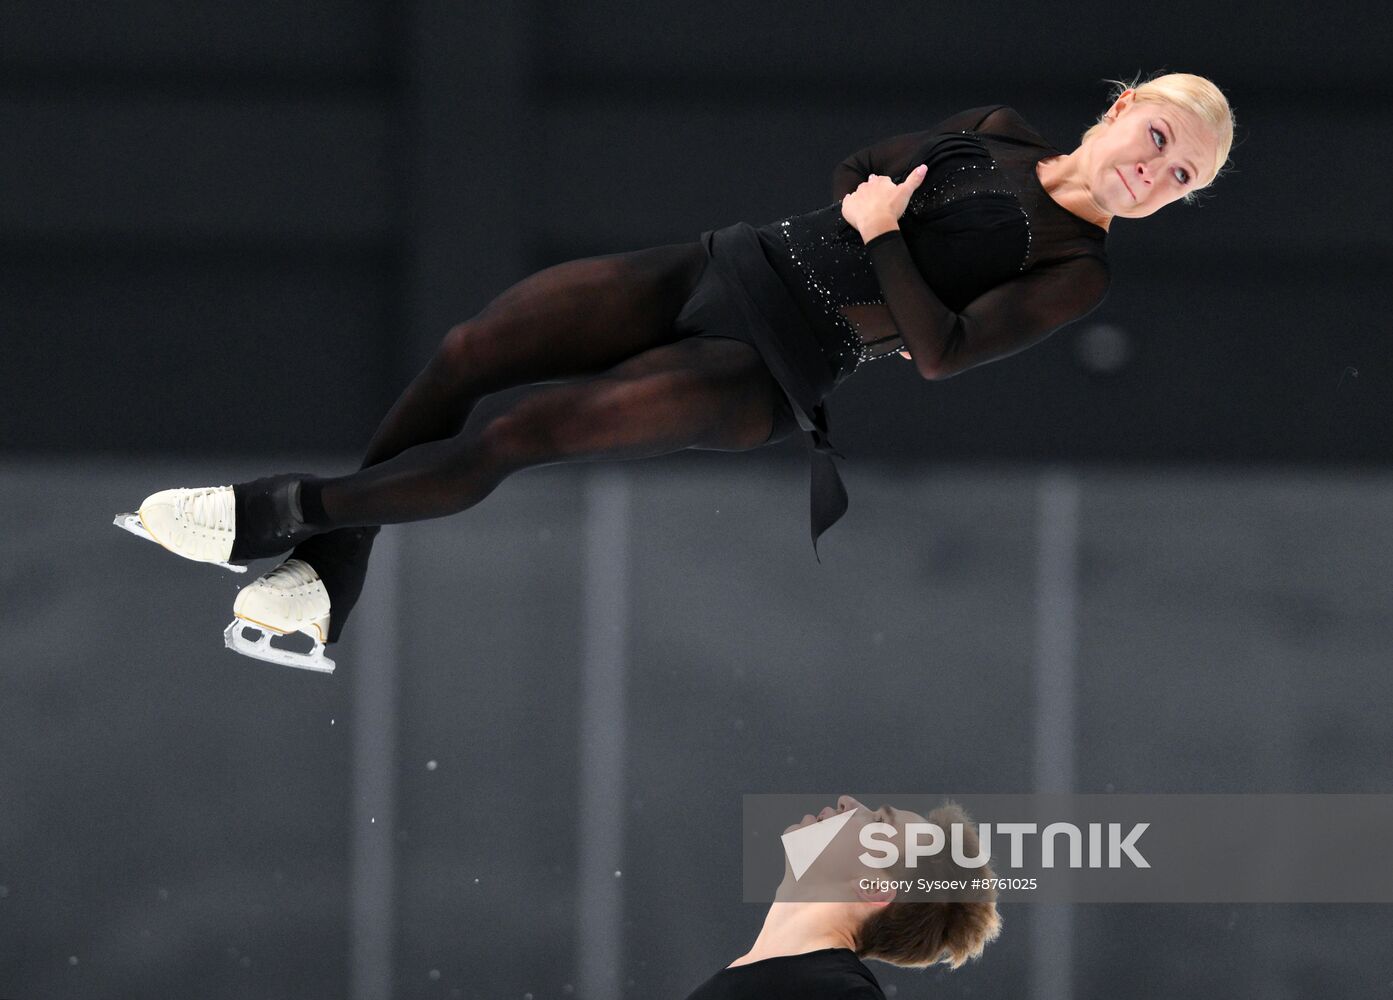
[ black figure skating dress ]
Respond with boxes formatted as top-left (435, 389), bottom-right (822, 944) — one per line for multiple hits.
top-left (674, 104), bottom-right (1111, 552)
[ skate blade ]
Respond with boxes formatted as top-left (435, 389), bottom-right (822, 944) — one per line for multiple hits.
top-left (113, 512), bottom-right (247, 573)
top-left (223, 618), bottom-right (336, 674)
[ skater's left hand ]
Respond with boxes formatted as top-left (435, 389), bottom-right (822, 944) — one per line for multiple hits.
top-left (841, 165), bottom-right (927, 242)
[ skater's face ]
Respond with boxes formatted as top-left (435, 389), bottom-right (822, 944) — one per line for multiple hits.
top-left (779, 795), bottom-right (931, 900)
top-left (1085, 91), bottom-right (1217, 219)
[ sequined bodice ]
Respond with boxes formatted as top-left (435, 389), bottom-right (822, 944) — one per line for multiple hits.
top-left (755, 115), bottom-right (1107, 380)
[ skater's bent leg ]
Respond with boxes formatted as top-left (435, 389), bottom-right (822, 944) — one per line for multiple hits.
top-left (307, 338), bottom-right (783, 529)
top-left (357, 241), bottom-right (708, 469)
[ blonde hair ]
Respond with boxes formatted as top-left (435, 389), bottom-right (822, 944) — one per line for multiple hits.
top-left (1081, 71), bottom-right (1236, 204)
top-left (852, 802), bottom-right (1003, 969)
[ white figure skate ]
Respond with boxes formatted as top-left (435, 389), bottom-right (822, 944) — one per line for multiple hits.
top-left (113, 486), bottom-right (246, 573)
top-left (223, 558), bottom-right (336, 673)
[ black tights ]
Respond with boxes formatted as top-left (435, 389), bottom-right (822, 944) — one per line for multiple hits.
top-left (261, 241), bottom-right (789, 640)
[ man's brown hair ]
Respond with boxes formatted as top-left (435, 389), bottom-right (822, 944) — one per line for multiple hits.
top-left (853, 802), bottom-right (1002, 968)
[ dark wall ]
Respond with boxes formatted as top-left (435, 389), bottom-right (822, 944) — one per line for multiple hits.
top-left (3, 2), bottom-right (1390, 462)
top-left (1, 3), bottom-right (404, 455)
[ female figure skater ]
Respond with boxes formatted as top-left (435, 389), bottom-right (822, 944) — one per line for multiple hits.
top-left (116, 72), bottom-right (1234, 671)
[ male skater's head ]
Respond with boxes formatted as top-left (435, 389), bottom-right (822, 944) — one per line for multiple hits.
top-left (682, 796), bottom-right (1000, 998)
top-left (767, 795), bottom-right (1002, 969)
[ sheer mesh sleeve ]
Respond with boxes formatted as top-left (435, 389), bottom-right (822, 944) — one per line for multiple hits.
top-left (830, 104), bottom-right (1007, 199)
top-left (863, 229), bottom-right (1110, 379)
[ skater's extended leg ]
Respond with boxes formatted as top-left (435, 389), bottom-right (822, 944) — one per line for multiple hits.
top-left (219, 337), bottom-right (785, 662)
top-left (307, 336), bottom-right (786, 529)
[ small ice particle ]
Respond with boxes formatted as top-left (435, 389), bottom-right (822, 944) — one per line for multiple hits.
top-left (371, 817), bottom-right (376, 823)
top-left (157, 888), bottom-right (170, 901)
top-left (0, 884), bottom-right (9, 898)
top-left (524, 993), bottom-right (534, 1000)
top-left (426, 760), bottom-right (438, 771)
top-left (68, 956), bottom-right (79, 966)
top-left (239, 956), bottom-right (251, 968)
top-left (613, 870), bottom-right (622, 878)
top-left (732, 718), bottom-right (744, 731)
top-left (331, 719), bottom-right (336, 725)
top-left (429, 969), bottom-right (441, 981)
top-left (473, 877), bottom-right (480, 884)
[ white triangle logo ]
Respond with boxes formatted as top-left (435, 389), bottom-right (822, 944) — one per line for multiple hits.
top-left (782, 809), bottom-right (858, 881)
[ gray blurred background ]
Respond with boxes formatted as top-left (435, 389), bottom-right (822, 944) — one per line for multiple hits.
top-left (3, 2), bottom-right (1393, 998)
